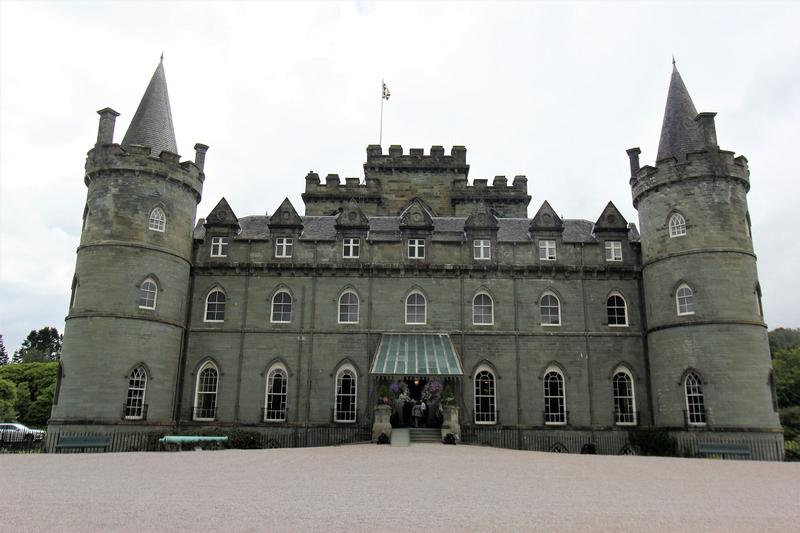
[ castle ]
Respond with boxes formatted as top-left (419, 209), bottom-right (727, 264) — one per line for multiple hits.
top-left (48, 59), bottom-right (784, 459)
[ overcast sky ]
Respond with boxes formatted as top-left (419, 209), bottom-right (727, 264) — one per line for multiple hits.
top-left (1, 1), bottom-right (798, 352)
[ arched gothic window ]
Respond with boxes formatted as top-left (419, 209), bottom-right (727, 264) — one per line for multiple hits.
top-left (669, 213), bottom-right (686, 237)
top-left (148, 207), bottom-right (166, 232)
top-left (334, 365), bottom-right (357, 422)
top-left (474, 368), bottom-right (496, 424)
top-left (264, 364), bottom-right (287, 422)
top-left (612, 369), bottom-right (636, 425)
top-left (138, 278), bottom-right (158, 310)
top-left (124, 366), bottom-right (147, 420)
top-left (543, 368), bottom-right (566, 425)
top-left (540, 293), bottom-right (561, 326)
top-left (205, 289), bottom-right (226, 322)
top-left (607, 293), bottom-right (628, 326)
top-left (338, 291), bottom-right (359, 324)
top-left (684, 372), bottom-right (706, 425)
top-left (271, 290), bottom-right (293, 323)
top-left (473, 293), bottom-right (494, 325)
top-left (405, 292), bottom-right (426, 325)
top-left (676, 284), bottom-right (694, 316)
top-left (194, 362), bottom-right (218, 421)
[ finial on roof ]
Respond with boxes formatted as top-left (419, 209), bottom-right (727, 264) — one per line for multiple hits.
top-left (672, 54), bottom-right (676, 67)
top-left (160, 51), bottom-right (164, 63)
top-left (121, 59), bottom-right (178, 156)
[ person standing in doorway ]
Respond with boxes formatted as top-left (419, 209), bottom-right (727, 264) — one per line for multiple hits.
top-left (419, 399), bottom-right (427, 427)
top-left (411, 401), bottom-right (423, 427)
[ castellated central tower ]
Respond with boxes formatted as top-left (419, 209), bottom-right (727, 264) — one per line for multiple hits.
top-left (50, 60), bottom-right (207, 427)
top-left (628, 64), bottom-right (781, 434)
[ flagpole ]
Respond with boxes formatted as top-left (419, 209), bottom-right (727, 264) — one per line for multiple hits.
top-left (379, 79), bottom-right (384, 147)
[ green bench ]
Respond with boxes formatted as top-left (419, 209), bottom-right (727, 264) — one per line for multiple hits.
top-left (55, 435), bottom-right (112, 453)
top-left (698, 443), bottom-right (751, 460)
top-left (159, 435), bottom-right (228, 451)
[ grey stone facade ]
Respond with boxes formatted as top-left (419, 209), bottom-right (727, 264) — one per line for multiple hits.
top-left (48, 60), bottom-right (784, 459)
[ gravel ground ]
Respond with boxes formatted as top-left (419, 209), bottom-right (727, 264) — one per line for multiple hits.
top-left (2, 445), bottom-right (798, 532)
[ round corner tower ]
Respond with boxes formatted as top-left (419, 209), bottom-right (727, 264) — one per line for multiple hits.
top-left (50, 60), bottom-right (207, 430)
top-left (628, 64), bottom-right (781, 438)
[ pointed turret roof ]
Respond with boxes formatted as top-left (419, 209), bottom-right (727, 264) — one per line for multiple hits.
top-left (121, 58), bottom-right (178, 156)
top-left (656, 62), bottom-right (705, 162)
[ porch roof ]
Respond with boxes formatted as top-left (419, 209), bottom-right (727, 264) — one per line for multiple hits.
top-left (370, 333), bottom-right (463, 377)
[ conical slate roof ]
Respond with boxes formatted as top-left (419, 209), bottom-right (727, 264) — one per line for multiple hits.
top-left (121, 59), bottom-right (178, 156)
top-left (656, 63), bottom-right (705, 162)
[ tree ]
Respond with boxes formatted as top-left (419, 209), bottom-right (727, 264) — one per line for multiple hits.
top-left (0, 335), bottom-right (8, 365)
top-left (0, 378), bottom-right (17, 420)
top-left (774, 347), bottom-right (800, 407)
top-left (0, 361), bottom-right (58, 427)
top-left (769, 328), bottom-right (800, 355)
top-left (13, 327), bottom-right (62, 363)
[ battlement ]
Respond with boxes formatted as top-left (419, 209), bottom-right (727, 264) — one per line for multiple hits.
top-left (364, 145), bottom-right (469, 174)
top-left (630, 148), bottom-right (749, 207)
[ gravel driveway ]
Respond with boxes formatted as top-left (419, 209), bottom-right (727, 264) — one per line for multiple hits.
top-left (2, 444), bottom-right (798, 532)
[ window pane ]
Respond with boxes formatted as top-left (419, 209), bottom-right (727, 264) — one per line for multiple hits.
top-left (406, 293), bottom-right (426, 324)
top-left (613, 372), bottom-right (636, 424)
top-left (474, 370), bottom-right (496, 423)
top-left (473, 294), bottom-right (493, 325)
top-left (125, 366), bottom-right (147, 419)
top-left (540, 294), bottom-right (560, 325)
top-left (205, 291), bottom-right (226, 321)
top-left (339, 292), bottom-right (359, 323)
top-left (272, 292), bottom-right (292, 322)
top-left (335, 369), bottom-right (357, 422)
top-left (265, 368), bottom-right (287, 421)
top-left (139, 280), bottom-right (157, 309)
top-left (607, 295), bottom-right (627, 325)
top-left (543, 371), bottom-right (566, 424)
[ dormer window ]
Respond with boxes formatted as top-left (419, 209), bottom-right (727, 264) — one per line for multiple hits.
top-left (605, 241), bottom-right (622, 262)
top-left (408, 239), bottom-right (425, 259)
top-left (275, 238), bottom-right (293, 258)
top-left (539, 240), bottom-right (556, 261)
top-left (473, 239), bottom-right (491, 260)
top-left (211, 237), bottom-right (229, 258)
top-left (343, 238), bottom-right (360, 258)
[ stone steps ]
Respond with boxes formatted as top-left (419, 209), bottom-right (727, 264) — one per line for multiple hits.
top-left (409, 428), bottom-right (441, 443)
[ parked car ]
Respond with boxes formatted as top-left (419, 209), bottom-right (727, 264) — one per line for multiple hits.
top-left (0, 422), bottom-right (46, 443)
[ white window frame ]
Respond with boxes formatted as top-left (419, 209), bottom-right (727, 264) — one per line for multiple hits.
top-left (334, 365), bottom-right (357, 423)
top-left (540, 292), bottom-right (561, 326)
top-left (605, 240), bottom-right (622, 262)
top-left (271, 290), bottom-right (293, 324)
top-left (338, 290), bottom-right (359, 324)
top-left (210, 237), bottom-right (229, 258)
top-left (473, 239), bottom-right (491, 260)
top-left (543, 367), bottom-right (567, 425)
top-left (274, 237), bottom-right (293, 258)
top-left (138, 278), bottom-right (158, 310)
top-left (124, 366), bottom-right (147, 420)
top-left (472, 292), bottom-right (494, 326)
top-left (669, 213), bottom-right (687, 238)
top-left (342, 238), bottom-right (360, 258)
top-left (607, 292), bottom-right (628, 327)
top-left (539, 239), bottom-right (557, 261)
top-left (204, 289), bottom-right (226, 323)
top-left (407, 238), bottom-right (425, 259)
top-left (474, 367), bottom-right (497, 425)
top-left (685, 372), bottom-right (706, 426)
top-left (264, 364), bottom-right (288, 422)
top-left (193, 362), bottom-right (219, 421)
top-left (612, 368), bottom-right (636, 426)
top-left (405, 291), bottom-right (427, 325)
top-left (148, 207), bottom-right (166, 232)
top-left (676, 284), bottom-right (695, 316)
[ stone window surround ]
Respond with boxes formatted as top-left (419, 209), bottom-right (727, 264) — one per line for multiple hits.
top-left (472, 291), bottom-right (494, 326)
top-left (473, 366), bottom-right (497, 425)
top-left (612, 367), bottom-right (636, 426)
top-left (271, 290), bottom-right (293, 323)
top-left (148, 206), bottom-right (166, 233)
top-left (204, 288), bottom-right (226, 322)
top-left (138, 277), bottom-right (158, 310)
top-left (193, 362), bottom-right (219, 422)
top-left (264, 363), bottom-right (288, 422)
top-left (676, 284), bottom-right (695, 316)
top-left (338, 290), bottom-right (359, 324)
top-left (407, 238), bottom-right (425, 259)
top-left (473, 239), bottom-right (491, 260)
top-left (124, 366), bottom-right (147, 420)
top-left (405, 291), bottom-right (427, 325)
top-left (539, 292), bottom-right (561, 327)
top-left (543, 366), bottom-right (567, 425)
top-left (607, 292), bottom-right (628, 327)
top-left (668, 212), bottom-right (687, 238)
top-left (684, 371), bottom-right (707, 426)
top-left (342, 237), bottom-right (360, 259)
top-left (605, 240), bottom-right (623, 262)
top-left (539, 239), bottom-right (557, 261)
top-left (333, 364), bottom-right (357, 423)
top-left (210, 236), bottom-right (229, 258)
top-left (274, 237), bottom-right (293, 258)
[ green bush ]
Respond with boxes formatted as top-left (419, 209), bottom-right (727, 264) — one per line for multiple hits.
top-left (629, 429), bottom-right (678, 456)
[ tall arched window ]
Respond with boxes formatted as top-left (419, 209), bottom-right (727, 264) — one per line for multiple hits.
top-left (473, 292), bottom-right (493, 325)
top-left (405, 292), bottom-right (426, 325)
top-left (271, 290), bottom-right (293, 323)
top-left (612, 369), bottom-right (636, 425)
top-left (205, 289), bottom-right (226, 322)
top-left (138, 278), bottom-right (158, 310)
top-left (70, 276), bottom-right (79, 310)
top-left (148, 207), bottom-right (166, 232)
top-left (264, 364), bottom-right (287, 422)
top-left (194, 362), bottom-right (218, 421)
top-left (540, 293), bottom-right (561, 326)
top-left (338, 291), bottom-right (359, 324)
top-left (334, 365), bottom-right (357, 422)
top-left (543, 367), bottom-right (566, 425)
top-left (669, 213), bottom-right (686, 237)
top-left (607, 293), bottom-right (627, 326)
top-left (684, 372), bottom-right (706, 425)
top-left (676, 284), bottom-right (694, 316)
top-left (124, 366), bottom-right (147, 420)
top-left (474, 368), bottom-right (496, 424)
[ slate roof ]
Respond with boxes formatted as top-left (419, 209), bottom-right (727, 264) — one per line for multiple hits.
top-left (121, 59), bottom-right (178, 156)
top-left (656, 64), bottom-right (705, 162)
top-left (193, 214), bottom-right (640, 243)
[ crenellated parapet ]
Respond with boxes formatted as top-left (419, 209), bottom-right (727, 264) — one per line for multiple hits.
top-left (302, 171), bottom-right (383, 215)
top-left (630, 149), bottom-right (749, 208)
top-left (364, 144), bottom-right (468, 174)
top-left (452, 175), bottom-right (531, 217)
